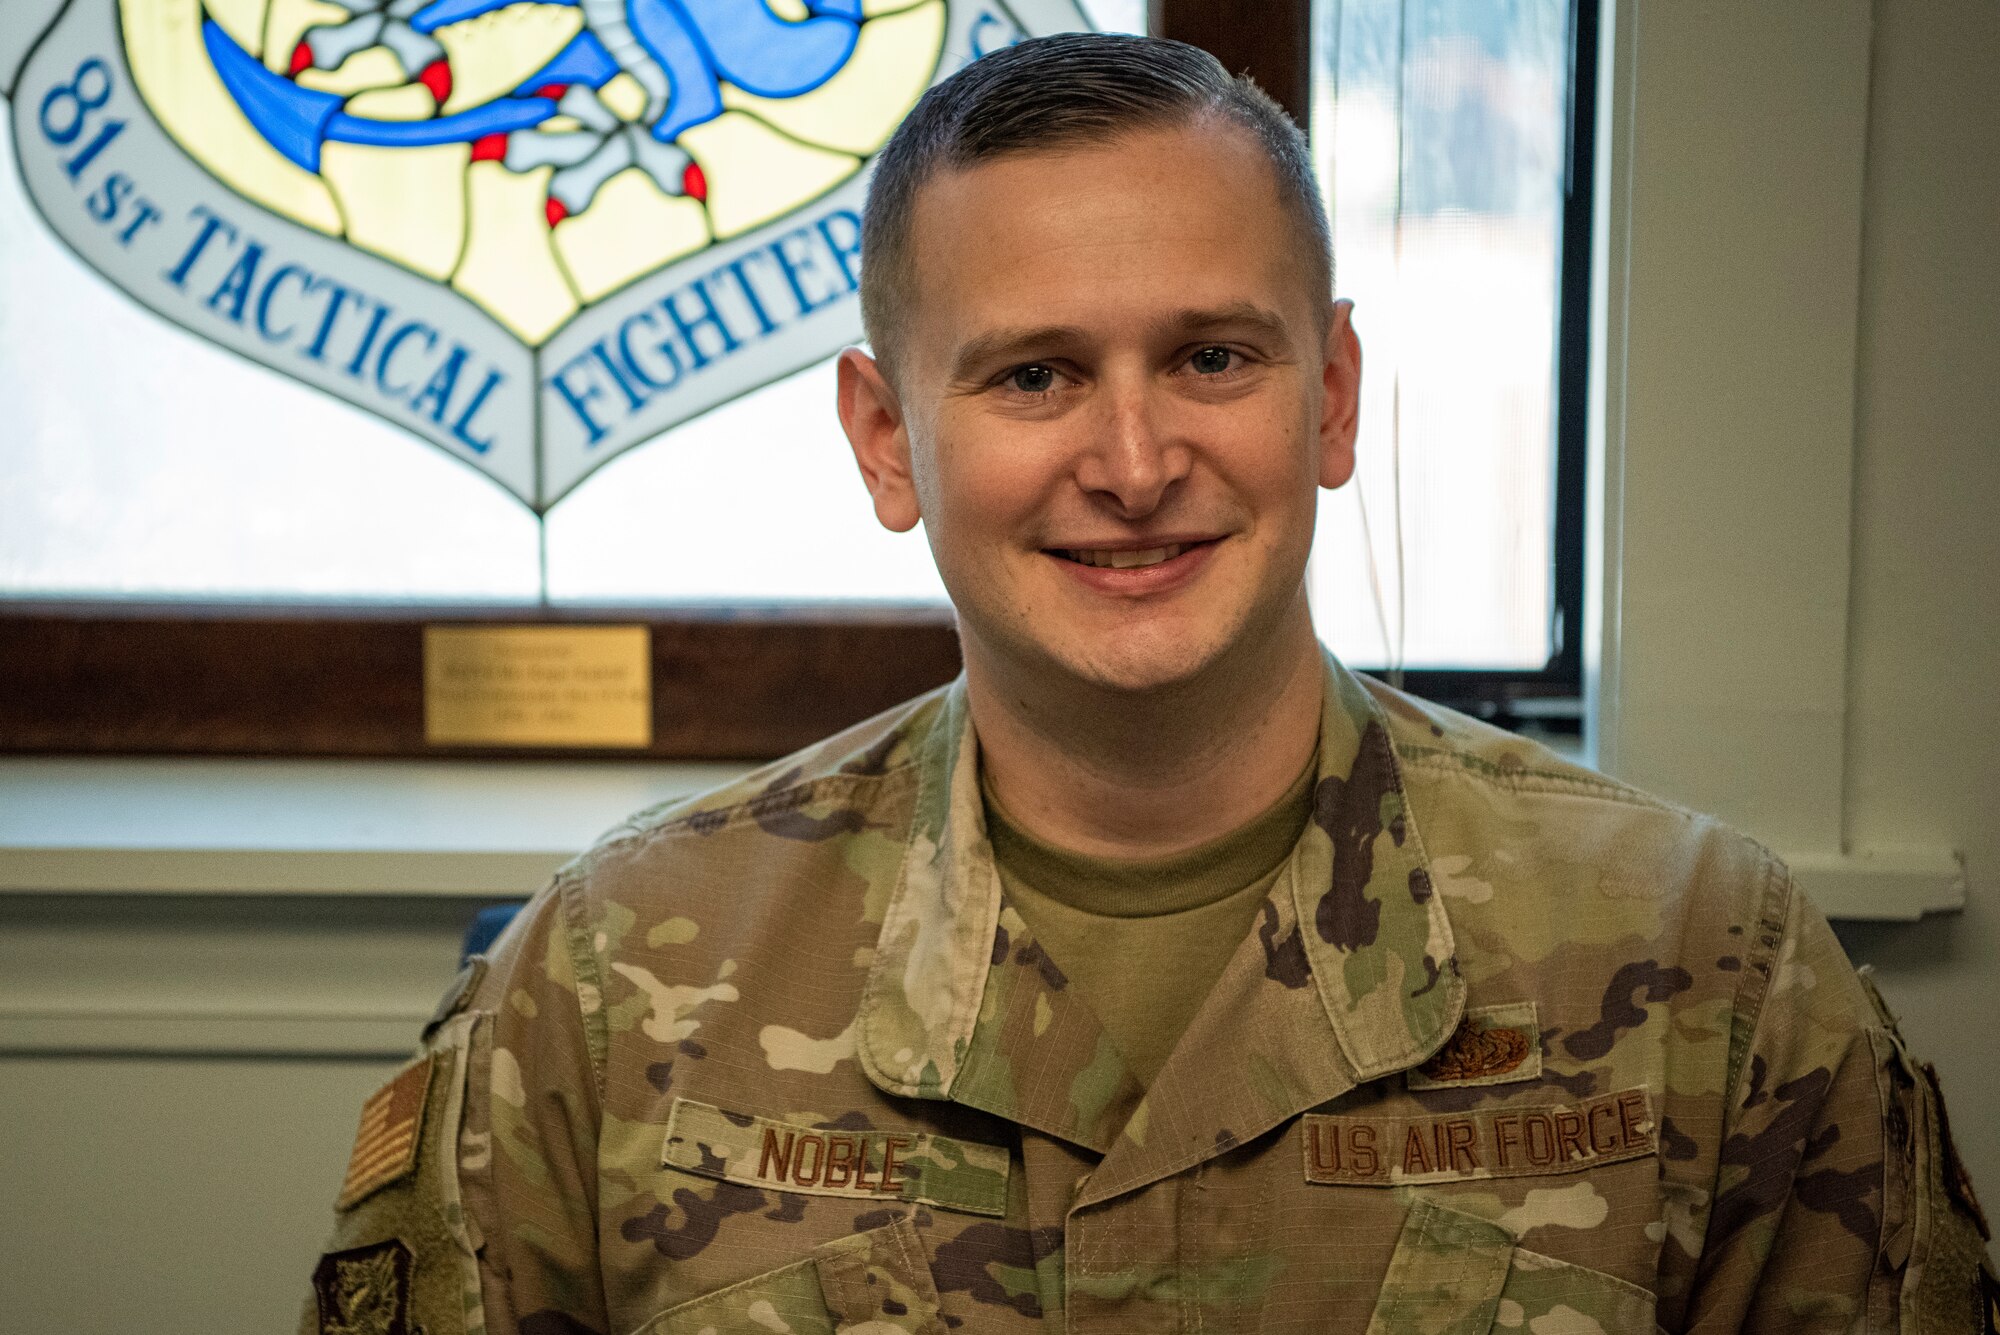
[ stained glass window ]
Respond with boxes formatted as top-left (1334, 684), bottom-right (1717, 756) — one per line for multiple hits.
top-left (3, 0), bottom-right (1139, 604)
top-left (5, 0), bottom-right (1574, 676)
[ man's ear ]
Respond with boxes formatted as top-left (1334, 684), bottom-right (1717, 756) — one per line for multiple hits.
top-left (1317, 298), bottom-right (1361, 490)
top-left (837, 347), bottom-right (922, 533)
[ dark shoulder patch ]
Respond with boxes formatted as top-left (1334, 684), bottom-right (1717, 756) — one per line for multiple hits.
top-left (306, 1013), bottom-right (483, 1335)
top-left (311, 1239), bottom-right (412, 1335)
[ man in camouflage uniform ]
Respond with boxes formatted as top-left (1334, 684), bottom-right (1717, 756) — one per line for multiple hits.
top-left (303, 33), bottom-right (1997, 1335)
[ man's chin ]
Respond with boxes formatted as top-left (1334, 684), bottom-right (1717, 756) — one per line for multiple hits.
top-left (1041, 636), bottom-right (1230, 698)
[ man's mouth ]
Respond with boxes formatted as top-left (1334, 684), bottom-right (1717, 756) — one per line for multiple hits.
top-left (1057, 543), bottom-right (1196, 570)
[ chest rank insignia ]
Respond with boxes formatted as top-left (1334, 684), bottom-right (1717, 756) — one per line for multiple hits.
top-left (1407, 1001), bottom-right (1542, 1090)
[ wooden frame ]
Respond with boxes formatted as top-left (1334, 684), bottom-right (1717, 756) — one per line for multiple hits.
top-left (0, 2), bottom-right (1317, 762)
top-left (0, 605), bottom-right (965, 760)
top-left (1151, 0), bottom-right (1311, 125)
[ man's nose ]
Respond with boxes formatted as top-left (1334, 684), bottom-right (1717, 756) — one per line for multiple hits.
top-left (1071, 373), bottom-right (1191, 518)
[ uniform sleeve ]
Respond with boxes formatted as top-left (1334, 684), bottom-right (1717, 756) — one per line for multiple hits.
top-left (300, 876), bottom-right (612, 1335)
top-left (1682, 869), bottom-right (1998, 1333)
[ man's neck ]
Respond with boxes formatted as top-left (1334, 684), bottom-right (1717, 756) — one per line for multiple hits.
top-left (965, 610), bottom-right (1325, 861)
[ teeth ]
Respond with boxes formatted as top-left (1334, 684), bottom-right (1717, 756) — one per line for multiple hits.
top-left (1066, 543), bottom-right (1187, 569)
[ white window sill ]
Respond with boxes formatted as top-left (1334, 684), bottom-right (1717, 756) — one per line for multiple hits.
top-left (0, 756), bottom-right (750, 897)
top-left (0, 755), bottom-right (1963, 920)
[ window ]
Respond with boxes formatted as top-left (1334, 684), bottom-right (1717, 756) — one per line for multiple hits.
top-left (1310, 0), bottom-right (1593, 725)
top-left (0, 0), bottom-right (1589, 755)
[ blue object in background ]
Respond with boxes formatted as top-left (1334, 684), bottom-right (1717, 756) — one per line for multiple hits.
top-left (461, 902), bottom-right (525, 963)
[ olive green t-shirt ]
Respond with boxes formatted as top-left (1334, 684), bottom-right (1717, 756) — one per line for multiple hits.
top-left (982, 759), bottom-right (1315, 1086)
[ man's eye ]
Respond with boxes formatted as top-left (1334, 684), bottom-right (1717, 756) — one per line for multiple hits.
top-left (1190, 346), bottom-right (1235, 375)
top-left (1009, 364), bottom-right (1057, 393)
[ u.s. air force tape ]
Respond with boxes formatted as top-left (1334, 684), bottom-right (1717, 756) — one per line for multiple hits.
top-left (661, 1098), bottom-right (1011, 1217)
top-left (1302, 1088), bottom-right (1656, 1186)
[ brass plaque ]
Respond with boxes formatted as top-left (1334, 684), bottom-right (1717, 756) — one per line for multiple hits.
top-left (423, 626), bottom-right (652, 749)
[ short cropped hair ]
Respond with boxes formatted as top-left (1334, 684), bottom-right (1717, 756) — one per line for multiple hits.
top-left (859, 32), bottom-right (1334, 372)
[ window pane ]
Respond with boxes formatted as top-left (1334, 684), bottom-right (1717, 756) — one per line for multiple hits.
top-left (0, 103), bottom-right (543, 602)
top-left (544, 354), bottom-right (947, 604)
top-left (1309, 0), bottom-right (1568, 670)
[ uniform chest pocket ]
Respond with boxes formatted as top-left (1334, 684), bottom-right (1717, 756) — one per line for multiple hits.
top-left (1366, 1197), bottom-right (1656, 1335)
top-left (628, 1213), bottom-right (945, 1335)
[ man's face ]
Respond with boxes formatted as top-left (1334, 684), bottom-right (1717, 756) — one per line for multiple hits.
top-left (842, 118), bottom-right (1358, 696)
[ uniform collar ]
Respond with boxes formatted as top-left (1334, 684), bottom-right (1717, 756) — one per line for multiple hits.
top-left (856, 651), bottom-right (1464, 1156)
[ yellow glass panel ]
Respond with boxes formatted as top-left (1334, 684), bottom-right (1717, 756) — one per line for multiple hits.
top-left (597, 73), bottom-right (648, 123)
top-left (322, 139), bottom-right (469, 280)
top-left (121, 0), bottom-right (342, 234)
top-left (552, 169), bottom-right (711, 304)
top-left (453, 162), bottom-right (579, 344)
top-left (297, 48), bottom-right (407, 96)
top-left (679, 110), bottom-right (859, 241)
top-left (431, 2), bottom-right (582, 117)
top-left (342, 82), bottom-right (436, 120)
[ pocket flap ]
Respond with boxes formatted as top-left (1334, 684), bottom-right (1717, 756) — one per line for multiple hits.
top-left (1498, 1247), bottom-right (1657, 1332)
top-left (631, 1215), bottom-right (944, 1335)
top-left (1365, 1197), bottom-right (1657, 1335)
top-left (1365, 1197), bottom-right (1514, 1335)
top-left (814, 1216), bottom-right (946, 1332)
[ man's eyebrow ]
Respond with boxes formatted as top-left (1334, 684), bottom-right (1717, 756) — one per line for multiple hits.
top-left (1159, 302), bottom-right (1293, 342)
top-left (948, 325), bottom-right (1088, 380)
top-left (946, 304), bottom-right (1297, 380)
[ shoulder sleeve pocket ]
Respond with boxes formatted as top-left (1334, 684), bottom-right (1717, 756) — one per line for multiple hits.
top-left (301, 1011), bottom-right (485, 1335)
top-left (1867, 1020), bottom-right (1998, 1332)
top-left (629, 1213), bottom-right (945, 1335)
top-left (1366, 1197), bottom-right (1656, 1335)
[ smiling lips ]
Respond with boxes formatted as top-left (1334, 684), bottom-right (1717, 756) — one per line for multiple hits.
top-left (1061, 543), bottom-right (1195, 569)
top-left (1050, 538), bottom-right (1221, 583)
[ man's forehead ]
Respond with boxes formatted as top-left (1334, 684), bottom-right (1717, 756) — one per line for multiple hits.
top-left (912, 116), bottom-right (1276, 233)
top-left (900, 121), bottom-right (1310, 335)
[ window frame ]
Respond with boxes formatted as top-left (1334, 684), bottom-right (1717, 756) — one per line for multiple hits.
top-left (1358, 0), bottom-right (1597, 734)
top-left (0, 0), bottom-right (1591, 760)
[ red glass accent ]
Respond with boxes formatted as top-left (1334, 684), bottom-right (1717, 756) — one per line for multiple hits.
top-left (417, 59), bottom-right (452, 105)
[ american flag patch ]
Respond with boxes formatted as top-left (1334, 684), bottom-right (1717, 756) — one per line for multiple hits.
top-left (336, 1055), bottom-right (434, 1211)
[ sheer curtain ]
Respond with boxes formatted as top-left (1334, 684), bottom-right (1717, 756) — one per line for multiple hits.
top-left (1309, 0), bottom-right (1570, 672)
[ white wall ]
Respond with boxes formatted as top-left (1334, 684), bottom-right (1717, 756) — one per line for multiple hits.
top-left (1592, 0), bottom-right (2000, 1198)
top-left (0, 762), bottom-right (735, 1335)
top-left (1825, 0), bottom-right (2000, 1199)
top-left (1, 1052), bottom-right (400, 1335)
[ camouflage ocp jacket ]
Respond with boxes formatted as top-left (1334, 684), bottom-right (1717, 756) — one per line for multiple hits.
top-left (304, 654), bottom-right (1997, 1335)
